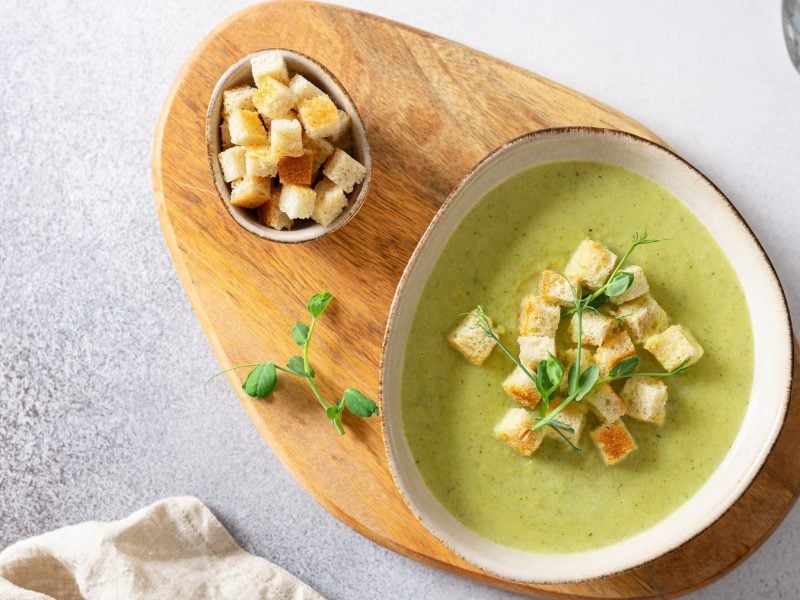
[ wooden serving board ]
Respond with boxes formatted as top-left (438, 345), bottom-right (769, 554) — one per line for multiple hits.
top-left (151, 2), bottom-right (800, 597)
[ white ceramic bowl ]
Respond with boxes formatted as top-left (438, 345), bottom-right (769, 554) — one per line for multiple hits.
top-left (206, 49), bottom-right (371, 243)
top-left (381, 127), bottom-right (793, 584)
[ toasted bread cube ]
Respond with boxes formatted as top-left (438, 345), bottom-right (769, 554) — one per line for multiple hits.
top-left (621, 377), bottom-right (668, 426)
top-left (297, 94), bottom-right (340, 140)
top-left (585, 383), bottom-right (626, 424)
top-left (278, 150), bottom-right (314, 186)
top-left (323, 149), bottom-right (365, 193)
top-left (312, 178), bottom-right (348, 227)
top-left (609, 265), bottom-right (649, 305)
top-left (595, 330), bottom-right (636, 375)
top-left (494, 408), bottom-right (544, 456)
top-left (218, 146), bottom-right (246, 183)
top-left (544, 403), bottom-right (587, 446)
top-left (289, 74), bottom-right (325, 104)
top-left (518, 295), bottom-right (560, 337)
top-left (558, 347), bottom-right (594, 392)
top-left (518, 335), bottom-right (556, 371)
top-left (567, 312), bottom-right (617, 347)
top-left (230, 176), bottom-right (271, 209)
top-left (251, 51), bottom-right (289, 86)
top-left (220, 120), bottom-right (233, 149)
top-left (502, 366), bottom-right (541, 408)
top-left (278, 184), bottom-right (315, 219)
top-left (270, 119), bottom-right (304, 158)
top-left (448, 311), bottom-right (497, 366)
top-left (222, 85), bottom-right (256, 116)
top-left (245, 145), bottom-right (279, 178)
top-left (591, 420), bottom-right (637, 465)
top-left (565, 240), bottom-right (617, 290)
top-left (616, 294), bottom-right (669, 344)
top-left (328, 109), bottom-right (352, 146)
top-left (539, 270), bottom-right (574, 306)
top-left (253, 78), bottom-right (297, 120)
top-left (304, 135), bottom-right (335, 174)
top-left (644, 325), bottom-right (704, 371)
top-left (228, 110), bottom-right (268, 146)
top-left (257, 194), bottom-right (294, 231)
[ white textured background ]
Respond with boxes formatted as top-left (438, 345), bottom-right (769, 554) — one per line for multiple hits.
top-left (1, 1), bottom-right (798, 598)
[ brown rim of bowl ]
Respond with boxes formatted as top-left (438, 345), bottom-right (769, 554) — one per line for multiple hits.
top-left (205, 48), bottom-right (372, 243)
top-left (378, 125), bottom-right (795, 585)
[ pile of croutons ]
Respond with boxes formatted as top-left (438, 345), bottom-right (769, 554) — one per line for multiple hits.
top-left (448, 239), bottom-right (704, 465)
top-left (217, 51), bottom-right (366, 230)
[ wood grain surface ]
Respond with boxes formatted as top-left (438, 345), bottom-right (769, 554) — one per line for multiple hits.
top-left (151, 2), bottom-right (799, 597)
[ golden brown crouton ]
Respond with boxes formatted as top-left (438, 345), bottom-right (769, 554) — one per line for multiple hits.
top-left (585, 383), bottom-right (627, 424)
top-left (278, 150), bottom-right (314, 186)
top-left (595, 330), bottom-right (637, 375)
top-left (230, 176), bottom-right (271, 209)
top-left (518, 335), bottom-right (556, 370)
top-left (567, 311), bottom-right (617, 347)
top-left (621, 377), bottom-right (669, 426)
top-left (591, 420), bottom-right (637, 465)
top-left (502, 366), bottom-right (541, 408)
top-left (608, 265), bottom-right (650, 304)
top-left (312, 178), bottom-right (348, 228)
top-left (253, 78), bottom-right (296, 119)
top-left (448, 312), bottom-right (497, 366)
top-left (615, 294), bottom-right (669, 344)
top-left (218, 146), bottom-right (246, 183)
top-left (494, 408), bottom-right (544, 456)
top-left (644, 325), bottom-right (704, 371)
top-left (228, 109), bottom-right (268, 146)
top-left (539, 270), bottom-right (574, 306)
top-left (518, 295), bottom-right (561, 337)
top-left (298, 94), bottom-right (341, 139)
top-left (564, 240), bottom-right (617, 289)
top-left (544, 402), bottom-right (588, 446)
top-left (257, 193), bottom-right (293, 231)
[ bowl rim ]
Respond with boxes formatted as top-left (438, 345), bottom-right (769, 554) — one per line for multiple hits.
top-left (205, 47), bottom-right (372, 244)
top-left (379, 126), bottom-right (794, 584)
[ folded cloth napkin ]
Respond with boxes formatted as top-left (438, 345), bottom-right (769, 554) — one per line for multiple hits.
top-left (0, 496), bottom-right (325, 600)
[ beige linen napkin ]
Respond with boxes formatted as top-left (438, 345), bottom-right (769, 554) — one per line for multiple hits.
top-left (0, 496), bottom-right (325, 600)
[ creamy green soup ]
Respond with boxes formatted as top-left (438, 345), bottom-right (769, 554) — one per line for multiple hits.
top-left (402, 161), bottom-right (753, 553)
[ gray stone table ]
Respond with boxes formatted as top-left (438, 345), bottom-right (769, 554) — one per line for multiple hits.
top-left (1, 1), bottom-right (798, 598)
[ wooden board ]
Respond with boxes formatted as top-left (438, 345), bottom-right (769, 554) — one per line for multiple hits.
top-left (151, 2), bottom-right (800, 596)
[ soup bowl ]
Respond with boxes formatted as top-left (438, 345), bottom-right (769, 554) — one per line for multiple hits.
top-left (380, 127), bottom-right (793, 583)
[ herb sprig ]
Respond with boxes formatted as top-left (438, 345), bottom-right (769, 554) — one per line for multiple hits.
top-left (207, 290), bottom-right (379, 435)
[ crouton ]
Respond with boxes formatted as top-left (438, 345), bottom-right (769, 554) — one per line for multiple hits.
top-left (278, 150), bottom-right (314, 186)
top-left (253, 78), bottom-right (297, 120)
top-left (644, 325), bottom-right (704, 371)
top-left (564, 240), bottom-right (617, 289)
top-left (304, 135), bottom-right (334, 174)
top-left (251, 51), bottom-right (289, 86)
top-left (621, 377), bottom-right (668, 426)
top-left (220, 119), bottom-right (233, 149)
top-left (585, 383), bottom-right (626, 424)
top-left (278, 184), bottom-right (316, 220)
top-left (558, 347), bottom-right (595, 392)
top-left (245, 145), bottom-right (279, 179)
top-left (297, 95), bottom-right (341, 139)
top-left (494, 408), bottom-right (544, 456)
top-left (289, 74), bottom-right (324, 103)
top-left (567, 312), bottom-right (617, 347)
top-left (230, 176), bottom-right (271, 209)
top-left (227, 109), bottom-right (268, 146)
top-left (591, 420), bottom-right (637, 465)
top-left (502, 366), bottom-right (541, 408)
top-left (615, 294), bottom-right (669, 344)
top-left (312, 178), bottom-right (348, 227)
top-left (328, 109), bottom-right (352, 146)
top-left (323, 149), bottom-right (366, 193)
top-left (538, 270), bottom-right (574, 306)
top-left (257, 193), bottom-right (294, 231)
top-left (544, 403), bottom-right (587, 446)
top-left (595, 330), bottom-right (636, 375)
top-left (222, 85), bottom-right (256, 116)
top-left (518, 295), bottom-right (560, 337)
top-left (218, 146), bottom-right (246, 183)
top-left (518, 335), bottom-right (556, 370)
top-left (608, 265), bottom-right (649, 305)
top-left (270, 119), bottom-right (304, 158)
top-left (448, 311), bottom-right (497, 366)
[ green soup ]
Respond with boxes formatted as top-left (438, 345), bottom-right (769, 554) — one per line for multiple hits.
top-left (401, 161), bottom-right (753, 553)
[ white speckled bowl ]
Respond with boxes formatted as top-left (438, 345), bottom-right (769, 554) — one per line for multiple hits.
top-left (380, 127), bottom-right (793, 584)
top-left (206, 49), bottom-right (371, 243)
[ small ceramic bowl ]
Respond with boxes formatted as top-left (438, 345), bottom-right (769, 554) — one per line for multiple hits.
top-left (381, 127), bottom-right (793, 584)
top-left (206, 49), bottom-right (371, 243)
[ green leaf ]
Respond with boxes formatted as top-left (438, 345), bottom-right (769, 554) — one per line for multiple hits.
top-left (575, 364), bottom-right (600, 400)
top-left (342, 388), bottom-right (379, 418)
top-left (292, 322), bottom-right (309, 346)
top-left (307, 290), bottom-right (334, 318)
top-left (546, 355), bottom-right (564, 388)
top-left (609, 355), bottom-right (640, 378)
top-left (605, 271), bottom-right (634, 297)
top-left (242, 362), bottom-right (277, 398)
top-left (326, 405), bottom-right (342, 421)
top-left (287, 355), bottom-right (311, 377)
top-left (567, 361), bottom-right (580, 396)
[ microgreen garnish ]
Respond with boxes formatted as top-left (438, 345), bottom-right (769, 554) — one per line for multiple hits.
top-left (206, 289), bottom-right (378, 436)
